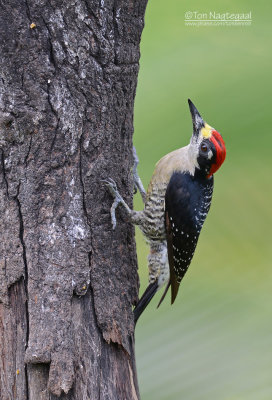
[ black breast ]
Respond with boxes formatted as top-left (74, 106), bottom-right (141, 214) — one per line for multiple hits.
top-left (165, 171), bottom-right (214, 283)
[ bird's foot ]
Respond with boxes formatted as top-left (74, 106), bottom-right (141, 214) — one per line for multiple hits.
top-left (102, 178), bottom-right (131, 229)
top-left (132, 146), bottom-right (146, 203)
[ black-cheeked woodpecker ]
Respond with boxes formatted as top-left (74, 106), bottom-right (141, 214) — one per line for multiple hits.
top-left (104, 100), bottom-right (226, 323)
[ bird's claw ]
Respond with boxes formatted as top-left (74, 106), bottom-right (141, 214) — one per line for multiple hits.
top-left (132, 146), bottom-right (146, 203)
top-left (102, 178), bottom-right (118, 197)
top-left (102, 178), bottom-right (123, 230)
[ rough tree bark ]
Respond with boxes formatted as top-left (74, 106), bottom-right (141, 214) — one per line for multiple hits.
top-left (0, 0), bottom-right (148, 399)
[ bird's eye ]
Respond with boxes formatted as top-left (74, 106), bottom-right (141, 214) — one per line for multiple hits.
top-left (201, 143), bottom-right (208, 152)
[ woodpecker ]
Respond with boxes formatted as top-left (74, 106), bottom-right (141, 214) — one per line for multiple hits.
top-left (104, 100), bottom-right (226, 323)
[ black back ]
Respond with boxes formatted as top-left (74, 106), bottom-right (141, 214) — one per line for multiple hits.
top-left (165, 171), bottom-right (214, 285)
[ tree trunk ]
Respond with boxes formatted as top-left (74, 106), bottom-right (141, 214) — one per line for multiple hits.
top-left (0, 1), bottom-right (148, 398)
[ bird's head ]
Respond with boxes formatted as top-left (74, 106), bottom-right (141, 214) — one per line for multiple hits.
top-left (188, 99), bottom-right (226, 178)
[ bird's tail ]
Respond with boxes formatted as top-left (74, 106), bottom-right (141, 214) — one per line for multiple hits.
top-left (133, 280), bottom-right (159, 324)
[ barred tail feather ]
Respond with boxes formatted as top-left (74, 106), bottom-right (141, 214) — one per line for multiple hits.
top-left (157, 280), bottom-right (171, 308)
top-left (134, 280), bottom-right (159, 324)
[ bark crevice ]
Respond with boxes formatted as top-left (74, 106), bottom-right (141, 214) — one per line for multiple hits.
top-left (24, 0), bottom-right (31, 23)
top-left (15, 187), bottom-right (30, 400)
top-left (1, 150), bottom-right (9, 198)
top-left (15, 193), bottom-right (29, 351)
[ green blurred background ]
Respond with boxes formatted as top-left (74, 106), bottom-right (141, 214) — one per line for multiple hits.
top-left (133, 1), bottom-right (272, 399)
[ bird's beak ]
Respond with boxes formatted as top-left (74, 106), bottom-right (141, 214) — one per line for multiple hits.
top-left (188, 99), bottom-right (205, 136)
top-left (188, 99), bottom-right (213, 140)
